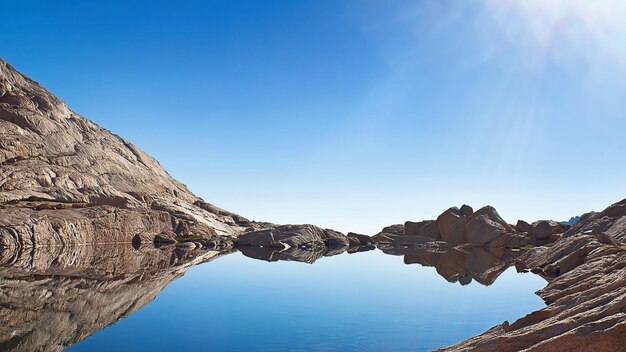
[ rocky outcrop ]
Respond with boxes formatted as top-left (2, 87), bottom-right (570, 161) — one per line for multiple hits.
top-left (236, 224), bottom-right (350, 260)
top-left (439, 198), bottom-right (626, 351)
top-left (516, 219), bottom-right (568, 245)
top-left (369, 203), bottom-right (575, 252)
top-left (0, 58), bottom-right (258, 249)
top-left (378, 205), bottom-right (544, 250)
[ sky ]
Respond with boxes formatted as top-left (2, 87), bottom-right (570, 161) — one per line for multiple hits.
top-left (2, 0), bottom-right (625, 234)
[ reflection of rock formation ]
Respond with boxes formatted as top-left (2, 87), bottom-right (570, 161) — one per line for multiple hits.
top-left (0, 244), bottom-right (231, 352)
top-left (403, 247), bottom-right (521, 286)
top-left (239, 245), bottom-right (330, 264)
top-left (236, 224), bottom-right (353, 263)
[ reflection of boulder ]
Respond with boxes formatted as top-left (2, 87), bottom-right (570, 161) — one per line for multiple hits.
top-left (404, 247), bottom-right (521, 286)
top-left (346, 232), bottom-right (376, 253)
top-left (238, 244), bottom-right (345, 264)
top-left (0, 244), bottom-right (231, 352)
top-left (239, 245), bottom-right (328, 264)
top-left (377, 235), bottom-right (442, 256)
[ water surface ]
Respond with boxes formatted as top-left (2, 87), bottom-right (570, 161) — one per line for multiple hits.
top-left (52, 247), bottom-right (546, 351)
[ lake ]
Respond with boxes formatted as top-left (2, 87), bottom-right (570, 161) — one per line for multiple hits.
top-left (0, 245), bottom-right (546, 351)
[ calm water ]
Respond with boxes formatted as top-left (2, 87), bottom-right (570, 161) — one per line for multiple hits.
top-left (52, 248), bottom-right (545, 352)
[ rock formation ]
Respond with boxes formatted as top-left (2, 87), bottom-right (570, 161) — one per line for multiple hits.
top-left (0, 58), bottom-right (259, 249)
top-left (371, 204), bottom-right (561, 251)
top-left (438, 198), bottom-right (626, 351)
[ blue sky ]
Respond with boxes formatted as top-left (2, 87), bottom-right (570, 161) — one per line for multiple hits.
top-left (2, 1), bottom-right (625, 233)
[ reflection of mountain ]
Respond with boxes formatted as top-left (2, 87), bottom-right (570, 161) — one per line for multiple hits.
top-left (0, 244), bottom-right (230, 352)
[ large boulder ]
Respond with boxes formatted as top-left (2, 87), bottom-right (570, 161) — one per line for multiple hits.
top-left (465, 214), bottom-right (508, 247)
top-left (469, 206), bottom-right (515, 232)
top-left (530, 220), bottom-right (567, 240)
top-left (515, 220), bottom-right (532, 233)
top-left (460, 204), bottom-right (474, 216)
top-left (404, 220), bottom-right (440, 240)
top-left (436, 207), bottom-right (468, 246)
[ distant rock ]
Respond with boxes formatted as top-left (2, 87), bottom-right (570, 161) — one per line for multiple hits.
top-left (560, 215), bottom-right (582, 226)
top-left (237, 224), bottom-right (349, 251)
top-left (404, 220), bottom-right (440, 239)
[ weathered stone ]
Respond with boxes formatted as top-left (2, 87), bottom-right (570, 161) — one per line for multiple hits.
top-left (404, 220), bottom-right (440, 240)
top-left (371, 224), bottom-right (404, 244)
top-left (469, 206), bottom-right (515, 232)
top-left (530, 220), bottom-right (567, 240)
top-left (436, 207), bottom-right (468, 246)
top-left (460, 204), bottom-right (474, 216)
top-left (515, 220), bottom-right (533, 233)
top-left (465, 214), bottom-right (507, 247)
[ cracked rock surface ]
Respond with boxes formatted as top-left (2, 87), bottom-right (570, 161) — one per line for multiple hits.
top-left (0, 58), bottom-right (258, 248)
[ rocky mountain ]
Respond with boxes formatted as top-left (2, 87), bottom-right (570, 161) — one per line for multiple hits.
top-left (0, 58), bottom-right (262, 249)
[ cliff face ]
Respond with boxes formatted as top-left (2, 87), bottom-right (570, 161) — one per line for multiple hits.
top-left (0, 58), bottom-right (256, 248)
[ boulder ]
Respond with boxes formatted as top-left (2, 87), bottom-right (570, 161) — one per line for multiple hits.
top-left (465, 215), bottom-right (508, 247)
top-left (347, 232), bottom-right (375, 253)
top-left (469, 206), bottom-right (515, 232)
top-left (460, 204), bottom-right (474, 216)
top-left (346, 232), bottom-right (372, 246)
top-left (515, 220), bottom-right (533, 233)
top-left (530, 220), bottom-right (567, 240)
top-left (436, 207), bottom-right (468, 246)
top-left (404, 220), bottom-right (440, 240)
top-left (371, 224), bottom-right (404, 244)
